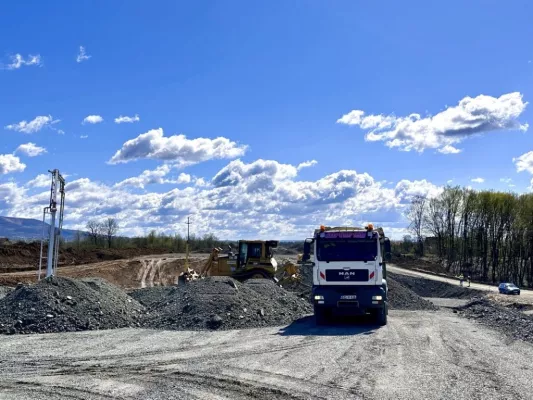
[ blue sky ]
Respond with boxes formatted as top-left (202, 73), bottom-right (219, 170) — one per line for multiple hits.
top-left (1, 1), bottom-right (532, 239)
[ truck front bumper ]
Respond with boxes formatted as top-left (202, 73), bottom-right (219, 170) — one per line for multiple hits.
top-left (312, 285), bottom-right (387, 316)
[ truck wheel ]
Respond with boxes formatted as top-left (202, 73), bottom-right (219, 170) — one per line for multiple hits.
top-left (376, 304), bottom-right (388, 326)
top-left (314, 307), bottom-right (328, 326)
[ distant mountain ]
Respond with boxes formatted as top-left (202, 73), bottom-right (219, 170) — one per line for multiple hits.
top-left (0, 216), bottom-right (82, 241)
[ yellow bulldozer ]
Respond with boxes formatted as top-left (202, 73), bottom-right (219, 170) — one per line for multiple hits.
top-left (179, 240), bottom-right (299, 284)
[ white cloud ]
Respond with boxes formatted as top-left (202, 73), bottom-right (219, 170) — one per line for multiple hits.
top-left (26, 174), bottom-right (51, 188)
top-left (0, 154), bottom-right (25, 174)
top-left (514, 151), bottom-right (533, 174)
top-left (80, 135), bottom-right (88, 139)
top-left (212, 159), bottom-right (298, 188)
top-left (447, 179), bottom-right (454, 185)
top-left (5, 115), bottom-right (59, 134)
top-left (3, 54), bottom-right (42, 70)
top-left (471, 177), bottom-right (485, 183)
top-left (3, 158), bottom-right (436, 240)
top-left (176, 173), bottom-right (191, 184)
top-left (394, 179), bottom-right (443, 201)
top-left (297, 160), bottom-right (318, 170)
top-left (500, 177), bottom-right (513, 184)
top-left (438, 145), bottom-right (462, 154)
top-left (337, 92), bottom-right (528, 153)
top-left (15, 142), bottom-right (47, 157)
top-left (108, 128), bottom-right (247, 165)
top-left (82, 115), bottom-right (103, 124)
top-left (76, 46), bottom-right (91, 63)
top-left (114, 114), bottom-right (140, 124)
top-left (114, 166), bottom-right (192, 189)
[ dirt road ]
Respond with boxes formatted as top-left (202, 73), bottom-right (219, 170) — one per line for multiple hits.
top-left (1, 310), bottom-right (532, 399)
top-left (388, 264), bottom-right (533, 301)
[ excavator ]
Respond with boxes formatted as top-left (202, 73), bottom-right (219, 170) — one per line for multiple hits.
top-left (179, 240), bottom-right (300, 284)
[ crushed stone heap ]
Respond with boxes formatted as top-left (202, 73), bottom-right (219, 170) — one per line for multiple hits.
top-left (133, 276), bottom-right (312, 331)
top-left (0, 276), bottom-right (145, 335)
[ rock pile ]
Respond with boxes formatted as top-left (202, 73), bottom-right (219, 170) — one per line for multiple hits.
top-left (0, 285), bottom-right (13, 300)
top-left (456, 298), bottom-right (533, 344)
top-left (388, 272), bottom-right (480, 299)
top-left (0, 276), bottom-right (145, 334)
top-left (135, 276), bottom-right (312, 331)
top-left (387, 277), bottom-right (437, 311)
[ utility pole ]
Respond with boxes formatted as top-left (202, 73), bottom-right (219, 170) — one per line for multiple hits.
top-left (38, 169), bottom-right (66, 280)
top-left (185, 216), bottom-right (191, 270)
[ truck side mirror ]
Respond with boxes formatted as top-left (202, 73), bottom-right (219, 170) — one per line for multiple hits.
top-left (302, 238), bottom-right (313, 262)
top-left (384, 238), bottom-right (392, 261)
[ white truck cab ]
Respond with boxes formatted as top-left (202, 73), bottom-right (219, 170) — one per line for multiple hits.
top-left (301, 224), bottom-right (391, 325)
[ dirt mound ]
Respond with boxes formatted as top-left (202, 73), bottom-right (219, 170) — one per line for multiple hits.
top-left (0, 286), bottom-right (13, 300)
top-left (0, 276), bottom-right (145, 335)
top-left (138, 276), bottom-right (312, 331)
top-left (388, 272), bottom-right (479, 299)
top-left (456, 298), bottom-right (533, 344)
top-left (0, 241), bottom-right (173, 273)
top-left (387, 277), bottom-right (437, 311)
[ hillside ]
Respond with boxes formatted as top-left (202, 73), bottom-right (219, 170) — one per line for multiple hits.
top-left (0, 217), bottom-right (80, 241)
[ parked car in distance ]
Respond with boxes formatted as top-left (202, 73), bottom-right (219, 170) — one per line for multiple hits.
top-left (498, 283), bottom-right (520, 295)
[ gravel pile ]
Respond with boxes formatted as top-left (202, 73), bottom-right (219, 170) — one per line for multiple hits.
top-left (388, 272), bottom-right (480, 299)
top-left (139, 276), bottom-right (312, 331)
top-left (0, 286), bottom-right (13, 300)
top-left (456, 298), bottom-right (533, 344)
top-left (0, 276), bottom-right (145, 335)
top-left (387, 277), bottom-right (437, 311)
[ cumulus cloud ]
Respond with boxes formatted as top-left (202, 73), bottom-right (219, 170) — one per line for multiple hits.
top-left (76, 46), bottom-right (91, 63)
top-left (3, 54), bottom-right (41, 70)
top-left (337, 92), bottom-right (528, 153)
top-left (2, 158), bottom-right (447, 240)
top-left (297, 160), bottom-right (318, 170)
top-left (471, 177), bottom-right (485, 183)
top-left (500, 178), bottom-right (513, 184)
top-left (438, 145), bottom-right (462, 154)
top-left (5, 115), bottom-right (59, 134)
top-left (82, 115), bottom-right (103, 124)
top-left (80, 135), bottom-right (88, 139)
top-left (0, 154), bottom-right (26, 174)
top-left (212, 159), bottom-right (298, 188)
top-left (15, 142), bottom-right (47, 157)
top-left (394, 179), bottom-right (443, 201)
top-left (114, 166), bottom-right (192, 189)
top-left (115, 114), bottom-right (140, 124)
top-left (108, 128), bottom-right (247, 165)
top-left (26, 174), bottom-right (51, 188)
top-left (514, 151), bottom-right (533, 174)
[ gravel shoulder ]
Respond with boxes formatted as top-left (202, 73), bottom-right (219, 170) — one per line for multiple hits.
top-left (1, 310), bottom-right (532, 399)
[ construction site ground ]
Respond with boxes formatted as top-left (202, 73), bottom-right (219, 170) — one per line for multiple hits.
top-left (1, 256), bottom-right (533, 399)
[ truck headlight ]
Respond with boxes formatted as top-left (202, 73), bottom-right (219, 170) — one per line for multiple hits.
top-left (314, 295), bottom-right (324, 300)
top-left (372, 295), bottom-right (383, 301)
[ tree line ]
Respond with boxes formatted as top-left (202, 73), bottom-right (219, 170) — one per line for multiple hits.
top-left (72, 219), bottom-right (303, 254)
top-left (406, 187), bottom-right (533, 287)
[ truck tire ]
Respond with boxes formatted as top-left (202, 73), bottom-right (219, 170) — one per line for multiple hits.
top-left (376, 303), bottom-right (388, 326)
top-left (314, 307), bottom-right (328, 326)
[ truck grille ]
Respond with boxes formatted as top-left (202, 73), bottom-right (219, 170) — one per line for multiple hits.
top-left (325, 269), bottom-right (369, 282)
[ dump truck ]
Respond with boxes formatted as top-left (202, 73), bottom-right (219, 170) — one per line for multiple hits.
top-left (180, 240), bottom-right (299, 283)
top-left (301, 224), bottom-right (392, 325)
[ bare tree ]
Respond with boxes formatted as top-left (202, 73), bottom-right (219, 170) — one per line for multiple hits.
top-left (407, 195), bottom-right (427, 256)
top-left (103, 218), bottom-right (119, 248)
top-left (86, 220), bottom-right (100, 245)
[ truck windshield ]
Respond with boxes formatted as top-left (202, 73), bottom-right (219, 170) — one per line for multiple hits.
top-left (317, 239), bottom-right (377, 262)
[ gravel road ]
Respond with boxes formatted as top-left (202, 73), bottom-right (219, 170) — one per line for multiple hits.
top-left (1, 310), bottom-right (532, 400)
top-left (388, 264), bottom-right (533, 301)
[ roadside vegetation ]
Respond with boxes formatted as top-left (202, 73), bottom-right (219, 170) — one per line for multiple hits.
top-left (403, 186), bottom-right (533, 287)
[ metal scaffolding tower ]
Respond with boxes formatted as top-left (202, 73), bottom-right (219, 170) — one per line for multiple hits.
top-left (38, 169), bottom-right (66, 280)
